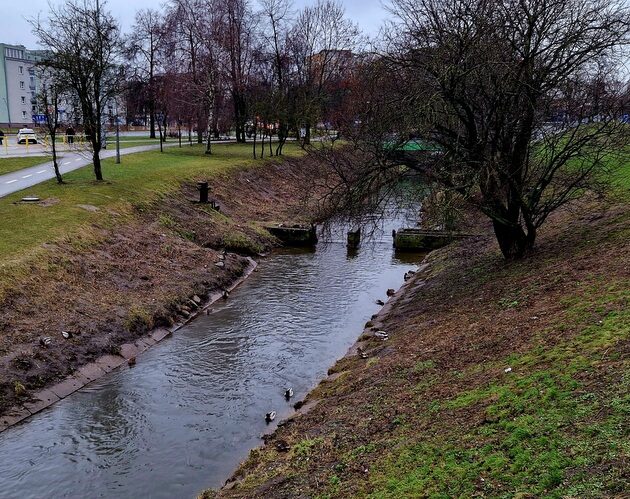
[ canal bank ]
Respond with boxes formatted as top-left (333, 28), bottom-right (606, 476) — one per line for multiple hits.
top-left (0, 146), bottom-right (322, 419)
top-left (205, 192), bottom-right (630, 498)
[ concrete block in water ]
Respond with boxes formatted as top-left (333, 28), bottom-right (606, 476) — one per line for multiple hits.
top-left (393, 228), bottom-right (469, 251)
top-left (265, 224), bottom-right (318, 247)
top-left (347, 228), bottom-right (361, 249)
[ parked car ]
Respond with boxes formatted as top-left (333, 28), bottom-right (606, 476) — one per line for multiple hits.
top-left (17, 128), bottom-right (38, 144)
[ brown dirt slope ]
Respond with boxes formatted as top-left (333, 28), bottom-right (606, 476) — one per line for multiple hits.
top-left (0, 156), bottom-right (323, 415)
top-left (206, 193), bottom-right (629, 498)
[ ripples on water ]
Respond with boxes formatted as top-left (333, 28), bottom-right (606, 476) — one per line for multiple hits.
top-left (0, 215), bottom-right (424, 498)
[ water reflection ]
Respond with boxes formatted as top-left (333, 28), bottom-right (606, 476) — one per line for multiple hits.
top-left (0, 214), bottom-right (424, 499)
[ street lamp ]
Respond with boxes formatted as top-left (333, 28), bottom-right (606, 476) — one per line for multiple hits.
top-left (115, 104), bottom-right (120, 164)
top-left (107, 103), bottom-right (121, 164)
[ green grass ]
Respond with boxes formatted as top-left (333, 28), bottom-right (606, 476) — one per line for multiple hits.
top-left (368, 288), bottom-right (629, 498)
top-left (0, 142), bottom-right (301, 264)
top-left (0, 156), bottom-right (48, 175)
top-left (105, 139), bottom-right (162, 150)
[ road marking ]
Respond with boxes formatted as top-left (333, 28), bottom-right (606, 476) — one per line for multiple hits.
top-left (37, 170), bottom-right (46, 174)
top-left (22, 174), bottom-right (32, 178)
top-left (5, 179), bottom-right (17, 184)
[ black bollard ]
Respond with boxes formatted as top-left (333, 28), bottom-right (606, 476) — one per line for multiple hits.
top-left (197, 181), bottom-right (209, 203)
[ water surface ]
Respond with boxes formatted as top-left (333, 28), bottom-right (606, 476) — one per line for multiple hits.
top-left (0, 215), bottom-right (423, 498)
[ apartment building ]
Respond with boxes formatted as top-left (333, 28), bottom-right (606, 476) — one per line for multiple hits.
top-left (0, 43), bottom-right (44, 127)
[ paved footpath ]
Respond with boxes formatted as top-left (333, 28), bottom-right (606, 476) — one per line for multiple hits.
top-left (0, 141), bottom-right (199, 198)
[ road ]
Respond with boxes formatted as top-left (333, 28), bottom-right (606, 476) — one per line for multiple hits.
top-left (0, 142), bottom-right (183, 198)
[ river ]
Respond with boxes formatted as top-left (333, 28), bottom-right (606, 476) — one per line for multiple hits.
top-left (0, 213), bottom-right (423, 498)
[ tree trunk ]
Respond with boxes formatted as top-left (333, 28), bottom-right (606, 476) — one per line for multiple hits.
top-left (93, 148), bottom-right (103, 181)
top-left (492, 220), bottom-right (534, 259)
top-left (149, 105), bottom-right (156, 139)
top-left (260, 129), bottom-right (265, 159)
top-left (205, 127), bottom-right (212, 155)
top-left (51, 134), bottom-right (63, 184)
top-left (303, 123), bottom-right (311, 146)
top-left (233, 93), bottom-right (247, 143)
top-left (276, 122), bottom-right (287, 155)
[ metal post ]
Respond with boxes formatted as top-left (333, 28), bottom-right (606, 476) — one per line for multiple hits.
top-left (115, 118), bottom-right (120, 164)
top-left (197, 181), bottom-right (209, 203)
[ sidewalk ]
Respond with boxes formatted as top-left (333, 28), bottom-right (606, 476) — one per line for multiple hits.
top-left (0, 141), bottom-right (179, 198)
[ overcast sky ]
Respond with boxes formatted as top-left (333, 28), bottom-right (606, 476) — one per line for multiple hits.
top-left (0, 0), bottom-right (387, 48)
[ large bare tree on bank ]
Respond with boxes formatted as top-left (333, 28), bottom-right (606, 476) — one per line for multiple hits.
top-left (335, 0), bottom-right (630, 259)
top-left (31, 0), bottom-right (124, 181)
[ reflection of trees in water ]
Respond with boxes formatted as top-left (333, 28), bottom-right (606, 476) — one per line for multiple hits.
top-left (319, 181), bottom-right (425, 251)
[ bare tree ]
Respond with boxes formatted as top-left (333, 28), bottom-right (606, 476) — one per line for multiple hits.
top-left (289, 0), bottom-right (359, 145)
top-left (37, 69), bottom-right (65, 184)
top-left (127, 8), bottom-right (167, 139)
top-left (165, 0), bottom-right (206, 144)
top-left (215, 0), bottom-right (258, 143)
top-left (260, 0), bottom-right (293, 154)
top-left (339, 0), bottom-right (630, 259)
top-left (31, 0), bottom-right (124, 181)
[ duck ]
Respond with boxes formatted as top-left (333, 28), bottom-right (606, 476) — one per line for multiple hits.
top-left (265, 411), bottom-right (276, 423)
top-left (374, 331), bottom-right (389, 341)
top-left (222, 290), bottom-right (230, 300)
top-left (275, 439), bottom-right (290, 452)
top-left (39, 336), bottom-right (52, 347)
top-left (284, 388), bottom-right (294, 400)
top-left (357, 347), bottom-right (368, 359)
top-left (375, 299), bottom-right (385, 306)
top-left (128, 357), bottom-right (136, 367)
top-left (61, 331), bottom-right (73, 339)
top-left (404, 270), bottom-right (416, 281)
top-left (386, 288), bottom-right (395, 297)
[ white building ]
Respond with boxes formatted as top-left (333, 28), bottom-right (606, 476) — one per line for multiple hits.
top-left (0, 44), bottom-right (46, 127)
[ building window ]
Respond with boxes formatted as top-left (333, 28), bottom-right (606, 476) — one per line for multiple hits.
top-left (22, 111), bottom-right (27, 119)
top-left (32, 105), bottom-right (36, 112)
top-left (19, 66), bottom-right (23, 74)
top-left (21, 96), bottom-right (26, 104)
top-left (6, 48), bottom-right (24, 59)
top-left (20, 81), bottom-right (24, 89)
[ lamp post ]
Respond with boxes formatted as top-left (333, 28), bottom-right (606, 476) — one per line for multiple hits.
top-left (115, 104), bottom-right (120, 164)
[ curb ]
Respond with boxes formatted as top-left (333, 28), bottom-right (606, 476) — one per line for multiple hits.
top-left (0, 257), bottom-right (258, 434)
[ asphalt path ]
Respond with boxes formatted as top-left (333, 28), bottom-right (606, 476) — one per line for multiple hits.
top-left (0, 141), bottom-right (196, 198)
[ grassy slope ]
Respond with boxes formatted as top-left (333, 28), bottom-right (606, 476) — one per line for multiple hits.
top-left (0, 156), bottom-right (48, 175)
top-left (0, 142), bottom-right (301, 265)
top-left (210, 160), bottom-right (629, 498)
top-left (0, 142), bottom-right (313, 414)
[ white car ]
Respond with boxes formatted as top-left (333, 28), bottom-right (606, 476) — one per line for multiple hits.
top-left (17, 128), bottom-right (38, 144)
